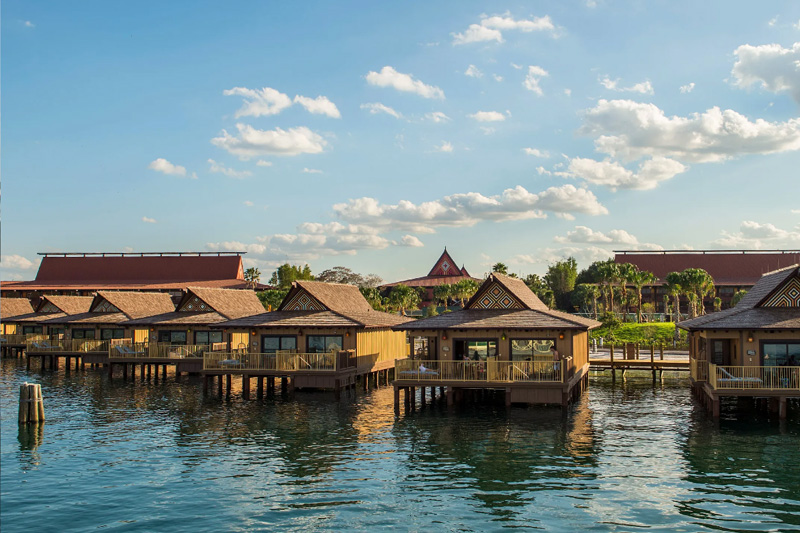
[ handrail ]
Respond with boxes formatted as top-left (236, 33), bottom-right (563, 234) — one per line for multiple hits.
top-left (709, 364), bottom-right (800, 390)
top-left (690, 358), bottom-right (708, 382)
top-left (26, 339), bottom-right (113, 353)
top-left (203, 351), bottom-right (339, 372)
top-left (108, 342), bottom-right (223, 359)
top-left (394, 359), bottom-right (564, 383)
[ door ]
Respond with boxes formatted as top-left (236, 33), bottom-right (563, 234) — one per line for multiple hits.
top-left (711, 340), bottom-right (731, 366)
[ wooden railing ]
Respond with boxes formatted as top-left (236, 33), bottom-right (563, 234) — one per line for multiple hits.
top-left (2, 333), bottom-right (51, 345)
top-left (690, 358), bottom-right (708, 382)
top-left (708, 363), bottom-right (800, 390)
top-left (109, 342), bottom-right (227, 359)
top-left (26, 339), bottom-right (112, 353)
top-left (394, 359), bottom-right (565, 383)
top-left (203, 351), bottom-right (340, 372)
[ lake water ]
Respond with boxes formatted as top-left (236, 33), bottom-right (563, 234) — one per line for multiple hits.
top-left (2, 358), bottom-right (799, 532)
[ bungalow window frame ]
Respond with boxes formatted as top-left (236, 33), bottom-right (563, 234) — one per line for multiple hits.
top-left (261, 335), bottom-right (297, 354)
top-left (760, 340), bottom-right (800, 366)
top-left (72, 328), bottom-right (96, 340)
top-left (306, 335), bottom-right (343, 354)
top-left (509, 338), bottom-right (557, 361)
top-left (100, 328), bottom-right (125, 340)
top-left (158, 330), bottom-right (188, 345)
top-left (195, 330), bottom-right (224, 345)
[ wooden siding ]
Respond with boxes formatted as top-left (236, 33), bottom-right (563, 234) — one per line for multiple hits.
top-left (356, 328), bottom-right (407, 369)
top-left (571, 331), bottom-right (589, 371)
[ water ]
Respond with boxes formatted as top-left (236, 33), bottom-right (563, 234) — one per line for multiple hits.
top-left (2, 359), bottom-right (799, 532)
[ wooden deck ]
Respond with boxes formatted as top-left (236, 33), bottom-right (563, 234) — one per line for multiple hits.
top-left (590, 359), bottom-right (689, 371)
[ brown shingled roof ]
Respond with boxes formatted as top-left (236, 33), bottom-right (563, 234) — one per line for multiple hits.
top-left (281, 281), bottom-right (374, 314)
top-left (48, 291), bottom-right (175, 325)
top-left (185, 287), bottom-right (265, 319)
top-left (466, 273), bottom-right (550, 311)
top-left (679, 265), bottom-right (800, 330)
top-left (42, 295), bottom-right (94, 315)
top-left (121, 311), bottom-right (229, 327)
top-left (34, 254), bottom-right (244, 282)
top-left (1, 298), bottom-right (35, 319)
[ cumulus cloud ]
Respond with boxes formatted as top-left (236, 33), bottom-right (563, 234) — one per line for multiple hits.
top-left (148, 158), bottom-right (187, 177)
top-left (360, 102), bottom-right (402, 119)
top-left (223, 87), bottom-right (293, 118)
top-left (711, 220), bottom-right (800, 248)
top-left (0, 254), bottom-right (37, 270)
top-left (523, 148), bottom-right (550, 157)
top-left (208, 158), bottom-right (253, 178)
top-left (303, 168), bottom-right (323, 174)
top-left (680, 82), bottom-right (696, 93)
top-left (732, 42), bottom-right (800, 103)
top-left (524, 66), bottom-right (549, 95)
top-left (142, 217), bottom-right (157, 224)
top-left (561, 156), bottom-right (687, 190)
top-left (426, 111), bottom-right (450, 123)
top-left (555, 226), bottom-right (640, 245)
top-left (493, 74), bottom-right (504, 82)
top-left (211, 124), bottom-right (327, 159)
top-left (293, 95), bottom-right (341, 118)
top-left (24, 21), bottom-right (35, 28)
top-left (600, 76), bottom-right (654, 94)
top-left (434, 141), bottom-right (454, 152)
top-left (469, 110), bottom-right (506, 122)
top-left (206, 241), bottom-right (267, 255)
top-left (465, 64), bottom-right (483, 78)
top-left (400, 235), bottom-right (424, 247)
top-left (256, 160), bottom-right (273, 167)
top-left (243, 200), bottom-right (254, 207)
top-left (333, 184), bottom-right (607, 233)
top-left (365, 66), bottom-right (444, 99)
top-left (580, 99), bottom-right (800, 163)
top-left (453, 13), bottom-right (555, 45)
top-left (513, 246), bottom-right (614, 266)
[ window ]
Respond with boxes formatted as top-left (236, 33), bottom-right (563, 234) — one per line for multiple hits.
top-left (22, 326), bottom-right (43, 335)
top-left (307, 335), bottom-right (343, 353)
top-left (511, 339), bottom-right (555, 361)
top-left (762, 342), bottom-right (800, 366)
top-left (101, 328), bottom-right (125, 340)
top-left (72, 329), bottom-right (95, 339)
top-left (48, 327), bottom-right (65, 337)
top-left (262, 335), bottom-right (297, 354)
top-left (454, 339), bottom-right (497, 361)
top-left (196, 331), bottom-right (224, 345)
top-left (158, 330), bottom-right (187, 344)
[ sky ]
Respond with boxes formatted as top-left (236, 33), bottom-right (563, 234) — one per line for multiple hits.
top-left (3, 1), bottom-right (800, 284)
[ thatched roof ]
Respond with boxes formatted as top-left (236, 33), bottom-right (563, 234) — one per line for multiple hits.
top-left (280, 281), bottom-right (374, 314)
top-left (43, 295), bottom-right (95, 315)
top-left (1, 298), bottom-right (35, 320)
top-left (47, 291), bottom-right (175, 325)
top-left (186, 287), bottom-right (265, 319)
top-left (679, 265), bottom-right (800, 330)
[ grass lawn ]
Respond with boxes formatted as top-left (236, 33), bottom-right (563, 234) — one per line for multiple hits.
top-left (590, 322), bottom-right (687, 345)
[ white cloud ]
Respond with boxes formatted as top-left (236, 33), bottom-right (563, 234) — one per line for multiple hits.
top-left (24, 21), bottom-right (35, 28)
top-left (600, 76), bottom-right (654, 94)
top-left (223, 87), bottom-right (293, 118)
top-left (581, 99), bottom-right (800, 163)
top-left (206, 241), bottom-right (267, 255)
top-left (208, 158), bottom-right (253, 178)
top-left (365, 66), bottom-right (445, 99)
top-left (795, 19), bottom-right (800, 30)
top-left (0, 254), bottom-right (37, 270)
top-left (680, 82), bottom-right (696, 93)
top-left (524, 65), bottom-right (549, 96)
top-left (511, 63), bottom-right (523, 70)
top-left (563, 156), bottom-right (687, 190)
top-left (303, 168), bottom-right (323, 174)
top-left (469, 110), bottom-right (506, 122)
top-left (493, 74), bottom-right (504, 82)
top-left (256, 160), bottom-right (273, 167)
top-left (792, 209), bottom-right (800, 214)
top-left (454, 13), bottom-right (554, 44)
top-left (426, 111), bottom-right (450, 123)
top-left (243, 200), bottom-right (254, 207)
top-left (148, 158), bottom-right (187, 177)
top-left (555, 226), bottom-right (641, 246)
top-left (465, 64), bottom-right (483, 78)
top-left (732, 42), bottom-right (800, 103)
top-left (293, 95), bottom-right (341, 118)
top-left (333, 184), bottom-right (607, 233)
top-left (480, 126), bottom-right (496, 135)
top-left (400, 235), bottom-right (424, 247)
top-left (769, 16), bottom-right (779, 27)
top-left (142, 217), bottom-right (157, 224)
top-left (211, 124), bottom-right (327, 159)
top-left (523, 148), bottom-right (550, 157)
top-left (564, 88), bottom-right (572, 96)
top-left (360, 102), bottom-right (403, 119)
top-left (452, 24), bottom-right (504, 45)
top-left (514, 246), bottom-right (614, 266)
top-left (711, 220), bottom-right (800, 248)
top-left (434, 141), bottom-right (454, 153)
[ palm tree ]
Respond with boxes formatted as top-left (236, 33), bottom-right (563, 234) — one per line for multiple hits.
top-left (573, 283), bottom-right (601, 319)
top-left (453, 279), bottom-right (480, 307)
top-left (244, 267), bottom-right (261, 289)
top-left (596, 260), bottom-right (620, 314)
top-left (492, 262), bottom-right (509, 275)
top-left (433, 284), bottom-right (453, 308)
top-left (616, 263), bottom-right (638, 320)
top-left (388, 284), bottom-right (420, 314)
top-left (665, 272), bottom-right (684, 322)
top-left (681, 268), bottom-right (715, 318)
top-left (630, 270), bottom-right (657, 323)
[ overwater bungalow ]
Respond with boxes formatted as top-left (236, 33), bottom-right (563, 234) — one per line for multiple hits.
top-left (1, 297), bottom-right (37, 355)
top-left (392, 272), bottom-right (600, 409)
top-left (26, 291), bottom-right (175, 370)
top-left (207, 280), bottom-right (413, 398)
top-left (680, 264), bottom-right (800, 418)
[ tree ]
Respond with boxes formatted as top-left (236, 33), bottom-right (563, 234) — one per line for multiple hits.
top-left (257, 289), bottom-right (289, 311)
top-left (665, 271), bottom-right (684, 322)
top-left (244, 267), bottom-right (261, 289)
top-left (492, 262), bottom-right (508, 275)
top-left (359, 286), bottom-right (386, 311)
top-left (616, 262), bottom-right (638, 319)
top-left (433, 284), bottom-right (453, 307)
top-left (572, 283), bottom-right (601, 319)
top-left (575, 260), bottom-right (606, 285)
top-left (453, 279), bottom-right (480, 307)
top-left (316, 266), bottom-right (384, 288)
top-left (681, 268), bottom-right (715, 317)
top-left (524, 274), bottom-right (555, 308)
top-left (269, 263), bottom-right (314, 290)
top-left (713, 297), bottom-right (722, 312)
top-left (545, 257), bottom-right (578, 311)
top-left (387, 284), bottom-right (421, 314)
top-left (596, 260), bottom-right (620, 314)
top-left (629, 269), bottom-right (657, 323)
top-left (731, 289), bottom-right (748, 307)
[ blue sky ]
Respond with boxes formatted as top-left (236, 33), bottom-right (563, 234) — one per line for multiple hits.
top-left (3, 1), bottom-right (800, 283)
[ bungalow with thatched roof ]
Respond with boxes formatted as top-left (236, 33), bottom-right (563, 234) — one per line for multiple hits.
top-left (391, 272), bottom-right (600, 408)
top-left (679, 264), bottom-right (800, 418)
top-left (2, 295), bottom-right (94, 337)
top-left (1, 297), bottom-right (37, 335)
top-left (208, 280), bottom-right (413, 396)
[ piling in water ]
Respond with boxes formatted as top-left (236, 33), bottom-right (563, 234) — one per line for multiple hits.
top-left (18, 382), bottom-right (45, 424)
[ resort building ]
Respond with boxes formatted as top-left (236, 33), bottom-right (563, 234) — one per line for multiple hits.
top-left (681, 264), bottom-right (800, 418)
top-left (207, 280), bottom-right (413, 395)
top-left (392, 272), bottom-right (600, 408)
top-left (1, 297), bottom-right (36, 335)
top-left (615, 249), bottom-right (800, 313)
top-left (1, 295), bottom-right (94, 336)
top-left (381, 248), bottom-right (481, 307)
top-left (1, 251), bottom-right (266, 299)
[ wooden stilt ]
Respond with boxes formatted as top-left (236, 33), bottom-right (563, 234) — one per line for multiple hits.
top-left (257, 377), bottom-right (264, 399)
top-left (217, 374), bottom-right (223, 397)
top-left (505, 387), bottom-right (512, 407)
top-left (122, 364), bottom-right (128, 380)
top-left (226, 374), bottom-right (232, 398)
top-left (394, 386), bottom-right (400, 413)
top-left (242, 375), bottom-right (250, 400)
top-left (281, 376), bottom-right (288, 396)
top-left (203, 375), bottom-right (209, 396)
top-left (409, 387), bottom-right (416, 410)
top-left (779, 397), bottom-right (788, 419)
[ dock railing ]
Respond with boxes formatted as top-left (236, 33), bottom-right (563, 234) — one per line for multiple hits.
top-left (203, 351), bottom-right (341, 372)
top-left (690, 358), bottom-right (708, 382)
top-left (109, 342), bottom-right (227, 359)
top-left (2, 333), bottom-right (53, 346)
top-left (26, 339), bottom-right (112, 353)
top-left (708, 363), bottom-right (800, 391)
top-left (395, 359), bottom-right (565, 383)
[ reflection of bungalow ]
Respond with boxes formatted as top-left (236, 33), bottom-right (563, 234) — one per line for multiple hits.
top-left (381, 248), bottom-right (481, 306)
top-left (680, 264), bottom-right (800, 418)
top-left (210, 280), bottom-right (413, 396)
top-left (392, 273), bottom-right (600, 408)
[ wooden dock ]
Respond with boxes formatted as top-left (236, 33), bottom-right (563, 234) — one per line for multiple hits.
top-left (590, 359), bottom-right (689, 371)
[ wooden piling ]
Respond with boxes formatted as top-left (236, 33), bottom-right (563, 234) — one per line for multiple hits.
top-left (18, 383), bottom-right (45, 424)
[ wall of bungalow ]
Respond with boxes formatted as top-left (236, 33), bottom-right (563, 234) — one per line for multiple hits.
top-left (221, 326), bottom-right (360, 354)
top-left (690, 329), bottom-right (800, 367)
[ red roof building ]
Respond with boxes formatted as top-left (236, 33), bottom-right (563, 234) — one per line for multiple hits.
top-left (381, 248), bottom-right (481, 306)
top-left (1, 252), bottom-right (268, 297)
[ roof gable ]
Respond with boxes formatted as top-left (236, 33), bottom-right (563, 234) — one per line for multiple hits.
top-left (94, 291), bottom-right (176, 319)
top-left (91, 297), bottom-right (121, 313)
top-left (760, 273), bottom-right (800, 308)
top-left (428, 248), bottom-right (461, 277)
top-left (41, 295), bottom-right (94, 315)
top-left (184, 287), bottom-right (265, 319)
top-left (1, 298), bottom-right (35, 319)
top-left (280, 287), bottom-right (327, 311)
top-left (39, 301), bottom-right (62, 313)
top-left (466, 273), bottom-right (548, 311)
top-left (178, 293), bottom-right (216, 313)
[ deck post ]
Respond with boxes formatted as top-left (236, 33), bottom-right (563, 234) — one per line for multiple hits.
top-left (26, 356), bottom-right (31, 371)
top-left (779, 397), bottom-right (787, 419)
top-left (242, 375), bottom-right (250, 400)
top-left (403, 387), bottom-right (410, 410)
top-left (505, 387), bottom-right (512, 407)
top-left (446, 387), bottom-right (454, 406)
top-left (122, 364), bottom-right (128, 380)
top-left (659, 344), bottom-right (664, 360)
top-left (203, 375), bottom-right (208, 396)
top-left (409, 387), bottom-right (416, 410)
top-left (268, 376), bottom-right (275, 396)
top-left (257, 377), bottom-right (264, 399)
top-left (610, 345), bottom-right (615, 380)
top-left (281, 376), bottom-right (288, 396)
top-left (393, 386), bottom-right (400, 413)
top-left (146, 364), bottom-right (151, 380)
top-left (107, 361), bottom-right (113, 378)
top-left (162, 365), bottom-right (167, 379)
top-left (712, 396), bottom-right (720, 418)
top-left (80, 358), bottom-right (85, 370)
top-left (217, 374), bottom-right (223, 397)
top-left (334, 380), bottom-right (341, 401)
top-left (226, 374), bottom-right (232, 398)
